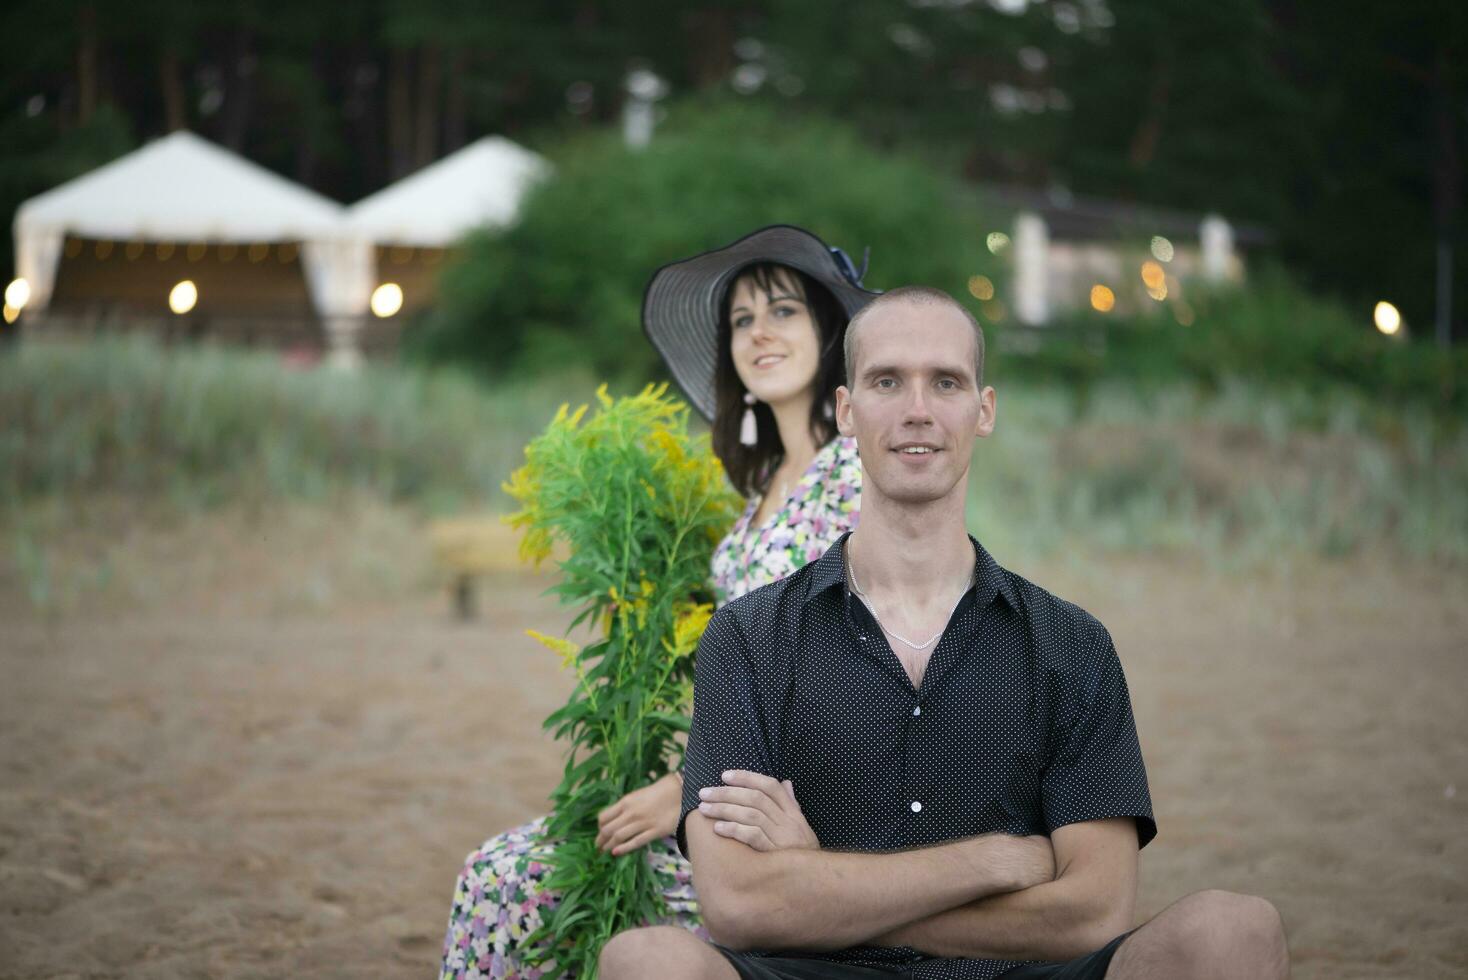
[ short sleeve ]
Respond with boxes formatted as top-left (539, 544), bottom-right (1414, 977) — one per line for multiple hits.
top-left (677, 607), bottom-right (777, 858)
top-left (1040, 625), bottom-right (1157, 847)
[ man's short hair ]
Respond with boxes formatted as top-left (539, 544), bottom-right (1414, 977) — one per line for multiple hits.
top-left (843, 286), bottom-right (986, 387)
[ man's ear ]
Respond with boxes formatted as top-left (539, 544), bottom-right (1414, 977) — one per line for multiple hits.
top-left (974, 385), bottom-right (997, 439)
top-left (834, 386), bottom-right (854, 437)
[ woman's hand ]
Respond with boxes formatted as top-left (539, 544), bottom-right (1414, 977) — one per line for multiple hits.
top-left (595, 771), bottom-right (683, 856)
top-left (695, 769), bottom-right (820, 852)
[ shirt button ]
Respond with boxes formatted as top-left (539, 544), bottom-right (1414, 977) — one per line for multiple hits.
top-left (910, 801), bottom-right (922, 813)
top-left (912, 705), bottom-right (921, 716)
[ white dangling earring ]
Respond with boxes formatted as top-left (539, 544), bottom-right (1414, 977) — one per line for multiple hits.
top-left (740, 392), bottom-right (758, 447)
top-left (822, 399), bottom-right (835, 421)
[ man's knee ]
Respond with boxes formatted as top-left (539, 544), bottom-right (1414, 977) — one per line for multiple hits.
top-left (1166, 890), bottom-right (1287, 975)
top-left (599, 925), bottom-right (727, 980)
top-left (1117, 889), bottom-right (1287, 979)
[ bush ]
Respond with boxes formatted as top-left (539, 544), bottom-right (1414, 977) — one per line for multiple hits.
top-left (999, 266), bottom-right (1467, 422)
top-left (409, 97), bottom-right (998, 384)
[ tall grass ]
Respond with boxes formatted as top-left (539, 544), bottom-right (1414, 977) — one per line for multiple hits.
top-left (4, 337), bottom-right (1464, 585)
top-left (1, 335), bottom-right (592, 514)
top-left (968, 379), bottom-right (1468, 567)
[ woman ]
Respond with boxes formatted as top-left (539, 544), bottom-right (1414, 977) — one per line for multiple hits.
top-left (441, 226), bottom-right (876, 980)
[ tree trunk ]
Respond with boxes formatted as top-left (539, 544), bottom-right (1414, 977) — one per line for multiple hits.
top-left (1432, 43), bottom-right (1460, 347)
top-left (220, 28), bottom-right (255, 151)
top-left (161, 48), bottom-right (187, 132)
top-left (77, 2), bottom-right (98, 125)
top-left (1128, 49), bottom-right (1173, 168)
top-left (388, 47), bottom-right (415, 179)
top-left (295, 45), bottom-right (329, 186)
top-left (683, 6), bottom-right (736, 89)
top-left (444, 48), bottom-right (468, 153)
top-left (351, 48), bottom-right (386, 195)
top-left (414, 43), bottom-right (443, 170)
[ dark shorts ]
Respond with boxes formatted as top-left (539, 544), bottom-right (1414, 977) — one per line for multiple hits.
top-left (715, 933), bottom-right (1128, 980)
top-left (996, 933), bottom-right (1129, 980)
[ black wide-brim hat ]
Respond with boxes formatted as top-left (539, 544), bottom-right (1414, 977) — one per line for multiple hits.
top-left (642, 224), bottom-right (881, 422)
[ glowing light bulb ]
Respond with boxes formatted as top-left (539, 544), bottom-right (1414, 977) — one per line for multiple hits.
top-left (5, 278), bottom-right (31, 310)
top-left (371, 283), bottom-right (404, 318)
top-left (967, 275), bottom-right (995, 301)
top-left (169, 280), bottom-right (198, 314)
top-left (1140, 261), bottom-right (1166, 290)
top-left (1373, 301), bottom-right (1401, 336)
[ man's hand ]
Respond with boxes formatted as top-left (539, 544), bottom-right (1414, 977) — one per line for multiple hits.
top-left (596, 772), bottom-right (681, 855)
top-left (696, 769), bottom-right (820, 852)
top-left (986, 833), bottom-right (1056, 891)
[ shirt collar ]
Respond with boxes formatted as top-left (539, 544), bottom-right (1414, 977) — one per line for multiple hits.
top-left (805, 531), bottom-right (1018, 612)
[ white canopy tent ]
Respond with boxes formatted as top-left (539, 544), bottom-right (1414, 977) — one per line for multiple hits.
top-left (13, 130), bottom-right (354, 317)
top-left (12, 131), bottom-right (550, 365)
top-left (343, 135), bottom-right (550, 248)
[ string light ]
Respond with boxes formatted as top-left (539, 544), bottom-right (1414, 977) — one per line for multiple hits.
top-left (1089, 284), bottom-right (1115, 313)
top-left (1150, 236), bottom-right (1174, 262)
top-left (986, 232), bottom-right (1011, 254)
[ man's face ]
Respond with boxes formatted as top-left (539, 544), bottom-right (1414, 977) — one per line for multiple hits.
top-left (835, 299), bottom-right (995, 507)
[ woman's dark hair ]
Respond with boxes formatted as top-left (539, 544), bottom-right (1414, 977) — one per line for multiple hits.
top-left (710, 262), bottom-right (849, 499)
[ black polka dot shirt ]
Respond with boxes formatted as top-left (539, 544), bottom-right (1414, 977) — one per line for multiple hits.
top-left (679, 532), bottom-right (1155, 980)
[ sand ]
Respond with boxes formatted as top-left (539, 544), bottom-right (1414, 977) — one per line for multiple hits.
top-left (1, 503), bottom-right (1465, 979)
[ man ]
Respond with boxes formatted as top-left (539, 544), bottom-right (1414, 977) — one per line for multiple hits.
top-left (600, 287), bottom-right (1289, 980)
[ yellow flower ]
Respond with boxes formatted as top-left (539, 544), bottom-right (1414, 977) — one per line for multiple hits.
top-left (526, 629), bottom-right (581, 671)
top-left (671, 601), bottom-right (714, 657)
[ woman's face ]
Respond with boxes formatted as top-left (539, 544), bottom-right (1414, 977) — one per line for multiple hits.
top-left (727, 268), bottom-right (823, 410)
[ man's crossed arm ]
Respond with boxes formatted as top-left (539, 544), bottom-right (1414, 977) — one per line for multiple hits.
top-left (687, 770), bottom-right (1138, 962)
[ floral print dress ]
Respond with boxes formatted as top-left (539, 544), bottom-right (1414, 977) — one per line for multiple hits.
top-left (440, 437), bottom-right (862, 980)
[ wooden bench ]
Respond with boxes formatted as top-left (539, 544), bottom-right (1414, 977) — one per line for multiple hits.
top-left (427, 517), bottom-right (523, 619)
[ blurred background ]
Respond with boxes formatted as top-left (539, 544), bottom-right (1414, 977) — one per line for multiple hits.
top-left (1, 3), bottom-right (1465, 979)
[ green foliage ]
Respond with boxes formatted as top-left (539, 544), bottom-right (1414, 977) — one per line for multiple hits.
top-left (0, 103), bottom-right (135, 280)
top-left (503, 384), bottom-right (740, 978)
top-left (998, 267), bottom-right (1468, 419)
top-left (411, 98), bottom-right (998, 383)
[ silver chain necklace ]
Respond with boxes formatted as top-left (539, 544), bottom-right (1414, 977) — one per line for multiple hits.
top-left (847, 560), bottom-right (972, 652)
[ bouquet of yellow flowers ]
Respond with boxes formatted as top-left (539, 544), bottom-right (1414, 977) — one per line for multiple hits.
top-left (505, 383), bottom-right (741, 978)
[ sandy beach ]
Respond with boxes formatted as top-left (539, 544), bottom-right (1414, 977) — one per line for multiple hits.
top-left (2, 503), bottom-right (1465, 979)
